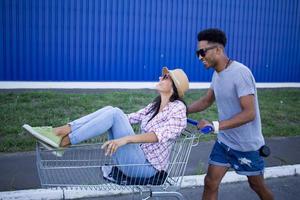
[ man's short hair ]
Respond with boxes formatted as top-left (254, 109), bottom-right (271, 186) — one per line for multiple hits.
top-left (197, 28), bottom-right (227, 47)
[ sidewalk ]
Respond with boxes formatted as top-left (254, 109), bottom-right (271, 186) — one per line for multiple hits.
top-left (0, 136), bottom-right (300, 199)
top-left (90, 176), bottom-right (300, 200)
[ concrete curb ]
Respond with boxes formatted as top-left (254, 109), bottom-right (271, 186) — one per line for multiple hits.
top-left (1, 164), bottom-right (299, 200)
top-left (0, 189), bottom-right (63, 200)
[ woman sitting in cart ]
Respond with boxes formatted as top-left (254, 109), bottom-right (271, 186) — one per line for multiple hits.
top-left (24, 67), bottom-right (189, 179)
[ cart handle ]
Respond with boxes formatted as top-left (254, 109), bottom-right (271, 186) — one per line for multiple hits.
top-left (187, 118), bottom-right (214, 134)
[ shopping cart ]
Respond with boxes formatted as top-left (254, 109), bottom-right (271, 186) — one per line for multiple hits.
top-left (36, 119), bottom-right (205, 199)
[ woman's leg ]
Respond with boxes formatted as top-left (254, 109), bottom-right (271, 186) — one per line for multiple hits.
top-left (69, 106), bottom-right (114, 132)
top-left (113, 144), bottom-right (157, 178)
top-left (108, 108), bottom-right (157, 178)
top-left (55, 106), bottom-right (115, 145)
top-left (67, 106), bottom-right (119, 144)
top-left (54, 125), bottom-right (71, 137)
top-left (59, 106), bottom-right (156, 177)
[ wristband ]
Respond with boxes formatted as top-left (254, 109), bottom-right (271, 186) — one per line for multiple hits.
top-left (212, 121), bottom-right (219, 134)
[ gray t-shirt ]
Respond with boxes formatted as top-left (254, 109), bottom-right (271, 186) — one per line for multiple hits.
top-left (210, 61), bottom-right (265, 151)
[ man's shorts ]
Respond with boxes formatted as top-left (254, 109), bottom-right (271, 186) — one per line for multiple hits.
top-left (208, 140), bottom-right (265, 176)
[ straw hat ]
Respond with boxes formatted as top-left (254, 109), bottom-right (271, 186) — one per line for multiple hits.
top-left (162, 67), bottom-right (189, 97)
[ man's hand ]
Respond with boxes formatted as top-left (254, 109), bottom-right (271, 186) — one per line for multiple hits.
top-left (101, 138), bottom-right (128, 156)
top-left (197, 119), bottom-right (215, 134)
top-left (197, 119), bottom-right (211, 129)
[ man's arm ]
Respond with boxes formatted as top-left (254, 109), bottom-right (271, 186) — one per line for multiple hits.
top-left (199, 94), bottom-right (256, 131)
top-left (188, 88), bottom-right (215, 114)
top-left (219, 94), bottom-right (256, 130)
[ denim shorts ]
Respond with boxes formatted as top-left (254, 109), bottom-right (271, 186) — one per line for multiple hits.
top-left (208, 140), bottom-right (265, 176)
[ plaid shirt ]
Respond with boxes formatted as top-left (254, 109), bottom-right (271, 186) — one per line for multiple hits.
top-left (127, 100), bottom-right (187, 171)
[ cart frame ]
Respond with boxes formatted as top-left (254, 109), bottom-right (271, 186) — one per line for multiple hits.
top-left (36, 123), bottom-right (200, 199)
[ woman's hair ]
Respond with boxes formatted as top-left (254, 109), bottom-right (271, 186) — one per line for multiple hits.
top-left (147, 80), bottom-right (187, 122)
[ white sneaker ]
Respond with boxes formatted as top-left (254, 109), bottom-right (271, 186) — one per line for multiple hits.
top-left (23, 124), bottom-right (63, 148)
top-left (101, 165), bottom-right (116, 183)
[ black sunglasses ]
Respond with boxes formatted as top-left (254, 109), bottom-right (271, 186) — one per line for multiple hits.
top-left (162, 74), bottom-right (170, 80)
top-left (196, 45), bottom-right (218, 58)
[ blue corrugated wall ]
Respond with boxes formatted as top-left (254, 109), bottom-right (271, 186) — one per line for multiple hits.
top-left (1, 0), bottom-right (300, 82)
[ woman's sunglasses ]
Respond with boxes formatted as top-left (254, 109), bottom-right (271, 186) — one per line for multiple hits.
top-left (162, 74), bottom-right (170, 80)
top-left (196, 45), bottom-right (218, 58)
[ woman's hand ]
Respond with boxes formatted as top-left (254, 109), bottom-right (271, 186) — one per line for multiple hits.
top-left (101, 138), bottom-right (128, 156)
top-left (101, 133), bottom-right (158, 156)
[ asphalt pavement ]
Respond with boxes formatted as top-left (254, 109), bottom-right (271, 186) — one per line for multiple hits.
top-left (97, 175), bottom-right (300, 200)
top-left (1, 136), bottom-right (300, 193)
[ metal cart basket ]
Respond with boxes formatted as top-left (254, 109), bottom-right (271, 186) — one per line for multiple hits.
top-left (36, 123), bottom-right (200, 199)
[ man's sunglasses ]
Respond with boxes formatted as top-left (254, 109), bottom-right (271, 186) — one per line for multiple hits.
top-left (196, 45), bottom-right (218, 58)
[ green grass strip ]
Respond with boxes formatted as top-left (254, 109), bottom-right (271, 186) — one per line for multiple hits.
top-left (0, 89), bottom-right (299, 152)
